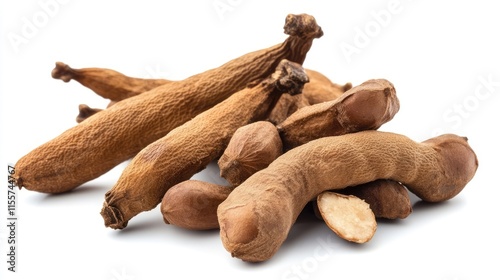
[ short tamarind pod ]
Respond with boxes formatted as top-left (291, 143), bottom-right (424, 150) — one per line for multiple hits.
top-left (338, 179), bottom-right (412, 219)
top-left (302, 69), bottom-right (352, 104)
top-left (277, 79), bottom-right (399, 150)
top-left (51, 62), bottom-right (171, 102)
top-left (101, 59), bottom-right (310, 229)
top-left (161, 180), bottom-right (235, 230)
top-left (316, 191), bottom-right (377, 243)
top-left (218, 130), bottom-right (478, 262)
top-left (218, 121), bottom-right (283, 186)
top-left (14, 13), bottom-right (323, 194)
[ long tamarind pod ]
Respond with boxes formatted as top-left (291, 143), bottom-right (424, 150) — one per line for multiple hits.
top-left (14, 13), bottom-right (323, 194)
top-left (51, 62), bottom-right (171, 102)
top-left (218, 130), bottom-right (478, 262)
top-left (100, 59), bottom-right (309, 229)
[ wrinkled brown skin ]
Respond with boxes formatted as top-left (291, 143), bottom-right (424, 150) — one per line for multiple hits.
top-left (338, 179), bottom-right (412, 219)
top-left (13, 13), bottom-right (323, 194)
top-left (277, 79), bottom-right (400, 151)
top-left (218, 131), bottom-right (478, 262)
top-left (218, 121), bottom-right (283, 186)
top-left (51, 61), bottom-right (171, 102)
top-left (162, 180), bottom-right (235, 230)
top-left (101, 59), bottom-right (310, 229)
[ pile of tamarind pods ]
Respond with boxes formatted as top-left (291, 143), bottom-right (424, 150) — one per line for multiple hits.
top-left (13, 13), bottom-right (478, 262)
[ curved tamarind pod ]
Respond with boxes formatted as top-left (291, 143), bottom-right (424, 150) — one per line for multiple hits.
top-left (162, 180), bottom-right (235, 230)
top-left (277, 79), bottom-right (400, 151)
top-left (218, 131), bottom-right (478, 262)
top-left (100, 59), bottom-right (310, 229)
top-left (51, 62), bottom-right (171, 102)
top-left (14, 13), bottom-right (323, 194)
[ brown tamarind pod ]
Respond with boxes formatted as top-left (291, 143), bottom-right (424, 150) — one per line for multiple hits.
top-left (100, 59), bottom-right (310, 229)
top-left (218, 131), bottom-right (478, 262)
top-left (277, 79), bottom-right (400, 151)
top-left (51, 62), bottom-right (171, 102)
top-left (14, 13), bottom-right (323, 194)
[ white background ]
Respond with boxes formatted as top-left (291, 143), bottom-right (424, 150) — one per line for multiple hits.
top-left (1, 1), bottom-right (499, 279)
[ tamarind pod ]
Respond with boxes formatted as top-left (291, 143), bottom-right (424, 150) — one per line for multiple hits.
top-left (338, 179), bottom-right (412, 219)
top-left (51, 62), bottom-right (171, 102)
top-left (100, 59), bottom-right (310, 229)
top-left (277, 79), bottom-right (400, 151)
top-left (13, 13), bottom-right (323, 194)
top-left (218, 131), bottom-right (478, 262)
top-left (161, 180), bottom-right (235, 230)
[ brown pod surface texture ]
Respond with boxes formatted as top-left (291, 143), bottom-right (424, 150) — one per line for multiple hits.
top-left (101, 59), bottom-right (310, 229)
top-left (218, 130), bottom-right (478, 262)
top-left (14, 13), bottom-right (322, 194)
